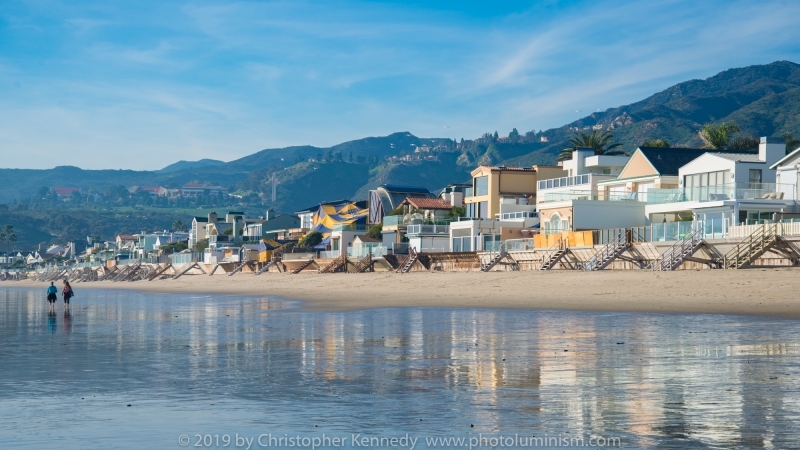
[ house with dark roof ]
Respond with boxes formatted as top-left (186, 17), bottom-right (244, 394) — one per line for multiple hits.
top-left (645, 137), bottom-right (795, 235)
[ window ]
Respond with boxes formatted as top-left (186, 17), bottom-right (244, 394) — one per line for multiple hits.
top-left (685, 170), bottom-right (730, 188)
top-left (749, 169), bottom-right (762, 185)
top-left (474, 176), bottom-right (489, 196)
top-left (479, 201), bottom-right (489, 219)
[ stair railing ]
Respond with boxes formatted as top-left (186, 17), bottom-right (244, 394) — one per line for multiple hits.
top-left (585, 230), bottom-right (626, 271)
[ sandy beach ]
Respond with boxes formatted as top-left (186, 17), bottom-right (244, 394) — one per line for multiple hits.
top-left (4, 268), bottom-right (800, 318)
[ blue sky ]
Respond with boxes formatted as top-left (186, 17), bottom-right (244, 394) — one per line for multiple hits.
top-left (2, 0), bottom-right (800, 170)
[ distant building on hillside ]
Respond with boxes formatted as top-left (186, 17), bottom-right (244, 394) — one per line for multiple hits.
top-left (181, 184), bottom-right (228, 197)
top-left (53, 187), bottom-right (81, 200)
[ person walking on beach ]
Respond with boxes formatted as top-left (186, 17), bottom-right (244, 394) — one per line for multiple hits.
top-left (46, 282), bottom-right (58, 311)
top-left (62, 280), bottom-right (74, 311)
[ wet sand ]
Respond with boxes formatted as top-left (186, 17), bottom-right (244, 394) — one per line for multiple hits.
top-left (5, 268), bottom-right (800, 318)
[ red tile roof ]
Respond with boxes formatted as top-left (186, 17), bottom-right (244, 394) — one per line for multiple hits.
top-left (401, 197), bottom-right (454, 210)
top-left (53, 187), bottom-right (81, 196)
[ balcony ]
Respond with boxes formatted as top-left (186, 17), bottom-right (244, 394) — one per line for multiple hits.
top-left (537, 173), bottom-right (615, 191)
top-left (647, 183), bottom-right (796, 205)
top-left (539, 191), bottom-right (642, 203)
top-left (407, 224), bottom-right (450, 235)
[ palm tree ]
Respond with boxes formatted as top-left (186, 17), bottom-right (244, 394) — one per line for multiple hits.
top-left (558, 130), bottom-right (625, 161)
top-left (698, 122), bottom-right (739, 149)
top-left (8, 234), bottom-right (16, 252)
top-left (641, 139), bottom-right (670, 148)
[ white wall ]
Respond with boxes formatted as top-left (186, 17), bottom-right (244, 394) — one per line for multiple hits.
top-left (678, 154), bottom-right (736, 182)
top-left (571, 201), bottom-right (646, 229)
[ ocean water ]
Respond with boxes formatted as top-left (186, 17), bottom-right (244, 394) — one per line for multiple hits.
top-left (1, 287), bottom-right (799, 449)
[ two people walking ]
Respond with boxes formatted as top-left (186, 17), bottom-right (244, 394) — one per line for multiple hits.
top-left (46, 280), bottom-right (74, 311)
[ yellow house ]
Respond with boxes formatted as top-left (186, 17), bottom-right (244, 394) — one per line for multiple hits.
top-left (464, 165), bottom-right (565, 219)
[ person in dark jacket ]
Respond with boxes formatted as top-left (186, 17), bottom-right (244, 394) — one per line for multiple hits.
top-left (62, 280), bottom-right (74, 311)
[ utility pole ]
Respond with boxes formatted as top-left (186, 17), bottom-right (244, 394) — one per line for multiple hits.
top-left (271, 173), bottom-right (278, 203)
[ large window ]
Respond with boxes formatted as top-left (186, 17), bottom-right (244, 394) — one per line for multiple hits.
top-left (474, 176), bottom-right (489, 196)
top-left (684, 170), bottom-right (730, 188)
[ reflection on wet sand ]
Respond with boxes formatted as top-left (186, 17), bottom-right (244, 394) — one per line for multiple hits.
top-left (1, 287), bottom-right (799, 449)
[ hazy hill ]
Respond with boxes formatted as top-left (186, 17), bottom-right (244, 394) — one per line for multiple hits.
top-left (1, 61), bottom-right (799, 215)
top-left (158, 159), bottom-right (225, 173)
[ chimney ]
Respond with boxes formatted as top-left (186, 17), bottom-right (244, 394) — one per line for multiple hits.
top-left (265, 209), bottom-right (275, 220)
top-left (208, 211), bottom-right (217, 223)
top-left (759, 137), bottom-right (785, 165)
top-left (450, 192), bottom-right (463, 207)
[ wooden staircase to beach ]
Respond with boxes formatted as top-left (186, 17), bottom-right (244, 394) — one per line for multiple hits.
top-left (584, 231), bottom-right (628, 271)
top-left (255, 259), bottom-right (279, 275)
top-left (351, 254), bottom-right (374, 273)
top-left (320, 254), bottom-right (348, 274)
top-left (651, 225), bottom-right (706, 270)
top-left (396, 247), bottom-right (419, 273)
top-left (291, 259), bottom-right (317, 274)
top-left (721, 223), bottom-right (780, 269)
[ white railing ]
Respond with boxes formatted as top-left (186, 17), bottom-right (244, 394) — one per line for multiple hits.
top-left (538, 174), bottom-right (591, 190)
top-left (407, 224), bottom-right (450, 234)
top-left (728, 221), bottom-right (800, 239)
top-left (347, 246), bottom-right (387, 258)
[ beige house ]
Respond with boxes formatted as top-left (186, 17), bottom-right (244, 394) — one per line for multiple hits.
top-left (597, 147), bottom-right (727, 222)
top-left (465, 165), bottom-right (565, 219)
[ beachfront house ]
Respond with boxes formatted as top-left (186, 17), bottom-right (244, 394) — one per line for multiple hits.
top-left (646, 137), bottom-right (794, 239)
top-left (448, 199), bottom-right (540, 252)
top-left (536, 148), bottom-right (634, 233)
top-left (465, 165), bottom-right (565, 219)
top-left (771, 143), bottom-right (800, 201)
top-left (242, 210), bottom-right (301, 241)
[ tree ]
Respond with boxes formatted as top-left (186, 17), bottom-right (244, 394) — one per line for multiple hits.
top-left (366, 224), bottom-right (383, 240)
top-left (698, 122), bottom-right (740, 149)
top-left (783, 132), bottom-right (800, 154)
top-left (641, 139), bottom-right (670, 148)
top-left (298, 231), bottom-right (323, 248)
top-left (558, 130), bottom-right (624, 161)
top-left (445, 206), bottom-right (466, 219)
top-left (9, 233), bottom-right (17, 252)
top-left (492, 131), bottom-right (499, 142)
top-left (172, 220), bottom-right (187, 232)
top-left (509, 128), bottom-right (520, 142)
top-left (1, 224), bottom-right (12, 254)
top-left (36, 186), bottom-right (50, 199)
top-left (195, 238), bottom-right (209, 253)
top-left (728, 135), bottom-right (760, 151)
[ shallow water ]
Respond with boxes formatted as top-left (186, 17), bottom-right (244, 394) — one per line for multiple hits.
top-left (1, 287), bottom-right (799, 449)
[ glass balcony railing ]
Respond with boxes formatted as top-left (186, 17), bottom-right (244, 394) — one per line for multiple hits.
top-left (647, 183), bottom-right (795, 204)
top-left (407, 224), bottom-right (450, 235)
top-left (540, 191), bottom-right (642, 203)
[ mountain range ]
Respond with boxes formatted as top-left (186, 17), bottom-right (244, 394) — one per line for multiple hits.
top-left (1, 60), bottom-right (799, 214)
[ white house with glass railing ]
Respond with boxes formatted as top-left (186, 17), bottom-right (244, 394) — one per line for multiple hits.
top-left (645, 137), bottom-right (795, 233)
top-left (449, 202), bottom-right (540, 252)
top-left (536, 148), bottom-right (629, 204)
